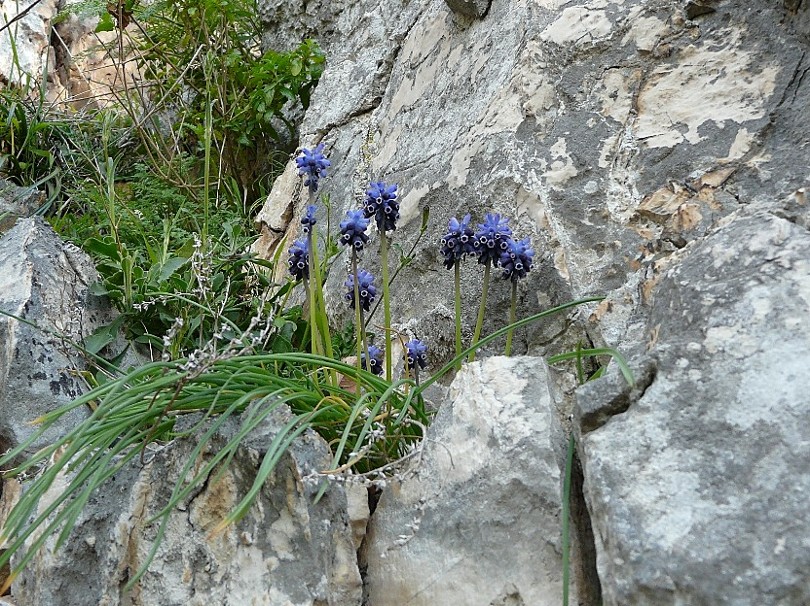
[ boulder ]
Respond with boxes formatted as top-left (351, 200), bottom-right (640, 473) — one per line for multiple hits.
top-left (363, 356), bottom-right (575, 605)
top-left (14, 408), bottom-right (364, 606)
top-left (576, 206), bottom-right (810, 605)
top-left (0, 217), bottom-right (107, 456)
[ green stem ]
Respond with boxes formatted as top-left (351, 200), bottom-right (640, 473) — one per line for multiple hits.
top-left (352, 251), bottom-right (362, 390)
top-left (454, 261), bottom-right (462, 364)
top-left (304, 276), bottom-right (318, 356)
top-left (381, 232), bottom-right (392, 381)
top-left (505, 279), bottom-right (517, 356)
top-left (469, 260), bottom-right (491, 363)
top-left (306, 224), bottom-right (320, 356)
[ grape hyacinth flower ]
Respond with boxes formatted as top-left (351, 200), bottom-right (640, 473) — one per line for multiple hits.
top-left (364, 181), bottom-right (399, 380)
top-left (469, 213), bottom-right (513, 362)
top-left (363, 181), bottom-right (399, 233)
top-left (500, 237), bottom-right (534, 282)
top-left (361, 344), bottom-right (384, 376)
top-left (440, 214), bottom-right (476, 269)
top-left (404, 339), bottom-right (428, 370)
top-left (287, 238), bottom-right (309, 281)
top-left (301, 204), bottom-right (317, 233)
top-left (344, 269), bottom-right (377, 312)
top-left (441, 214), bottom-right (476, 362)
top-left (340, 209), bottom-right (370, 251)
top-left (474, 213), bottom-right (513, 266)
top-left (295, 144), bottom-right (330, 194)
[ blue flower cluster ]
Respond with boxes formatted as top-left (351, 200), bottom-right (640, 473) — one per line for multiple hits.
top-left (500, 237), bottom-right (534, 282)
top-left (287, 238), bottom-right (309, 281)
top-left (296, 145), bottom-right (330, 194)
top-left (344, 269), bottom-right (377, 312)
top-left (439, 214), bottom-right (476, 269)
top-left (301, 204), bottom-right (317, 233)
top-left (441, 212), bottom-right (534, 281)
top-left (404, 339), bottom-right (428, 370)
top-left (474, 213), bottom-right (513, 266)
top-left (340, 209), bottom-right (370, 251)
top-left (364, 182), bottom-right (400, 233)
top-left (361, 345), bottom-right (384, 375)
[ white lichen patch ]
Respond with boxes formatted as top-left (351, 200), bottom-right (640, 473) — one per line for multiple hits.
top-left (399, 182), bottom-right (430, 226)
top-left (388, 11), bottom-right (452, 118)
top-left (621, 12), bottom-right (668, 52)
top-left (722, 128), bottom-right (756, 162)
top-left (540, 5), bottom-right (615, 47)
top-left (544, 137), bottom-right (578, 188)
top-left (635, 28), bottom-right (780, 148)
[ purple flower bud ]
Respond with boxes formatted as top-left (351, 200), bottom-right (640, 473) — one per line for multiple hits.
top-left (361, 345), bottom-right (384, 375)
top-left (339, 209), bottom-right (370, 252)
top-left (500, 237), bottom-right (534, 282)
top-left (440, 214), bottom-right (476, 269)
top-left (364, 181), bottom-right (400, 233)
top-left (474, 213), bottom-right (512, 266)
top-left (404, 339), bottom-right (428, 370)
top-left (287, 238), bottom-right (310, 281)
top-left (295, 144), bottom-right (330, 194)
top-left (344, 269), bottom-right (377, 312)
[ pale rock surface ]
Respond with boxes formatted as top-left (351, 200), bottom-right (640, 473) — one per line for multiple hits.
top-left (0, 0), bottom-right (59, 88)
top-left (0, 0), bottom-right (141, 107)
top-left (0, 218), bottom-right (105, 455)
top-left (575, 205), bottom-right (810, 605)
top-left (362, 356), bottom-right (573, 606)
top-left (14, 409), bottom-right (363, 606)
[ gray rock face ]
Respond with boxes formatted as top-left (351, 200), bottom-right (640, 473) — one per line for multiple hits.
top-left (14, 410), bottom-right (363, 606)
top-left (256, 0), bottom-right (810, 602)
top-left (0, 180), bottom-right (41, 233)
top-left (444, 0), bottom-right (492, 19)
top-left (577, 206), bottom-right (810, 605)
top-left (0, 218), bottom-right (105, 455)
top-left (363, 356), bottom-right (573, 606)
top-left (256, 0), bottom-right (810, 364)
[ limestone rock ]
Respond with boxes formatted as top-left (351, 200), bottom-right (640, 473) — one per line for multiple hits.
top-left (0, 0), bottom-right (59, 89)
top-left (14, 410), bottom-right (363, 606)
top-left (444, 0), bottom-right (492, 19)
top-left (256, 0), bottom-right (809, 366)
top-left (0, 180), bottom-right (41, 233)
top-left (0, 218), bottom-right (108, 455)
top-left (363, 356), bottom-right (573, 606)
top-left (576, 208), bottom-right (810, 604)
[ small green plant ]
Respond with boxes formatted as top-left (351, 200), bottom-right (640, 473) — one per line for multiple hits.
top-left (552, 344), bottom-right (634, 606)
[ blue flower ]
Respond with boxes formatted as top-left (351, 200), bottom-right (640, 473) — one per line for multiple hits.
top-left (361, 345), bottom-right (384, 375)
top-left (440, 214), bottom-right (476, 269)
top-left (287, 238), bottom-right (309, 281)
top-left (295, 144), bottom-right (330, 193)
top-left (344, 269), bottom-right (377, 312)
top-left (474, 213), bottom-right (513, 266)
top-left (363, 181), bottom-right (400, 233)
top-left (500, 237), bottom-right (534, 282)
top-left (339, 209), bottom-right (370, 251)
top-left (301, 204), bottom-right (317, 233)
top-left (404, 339), bottom-right (428, 370)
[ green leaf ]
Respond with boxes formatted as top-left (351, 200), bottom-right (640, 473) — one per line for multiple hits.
top-left (158, 256), bottom-right (188, 283)
top-left (84, 237), bottom-right (120, 261)
top-left (95, 13), bottom-right (115, 33)
top-left (83, 317), bottom-right (125, 355)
